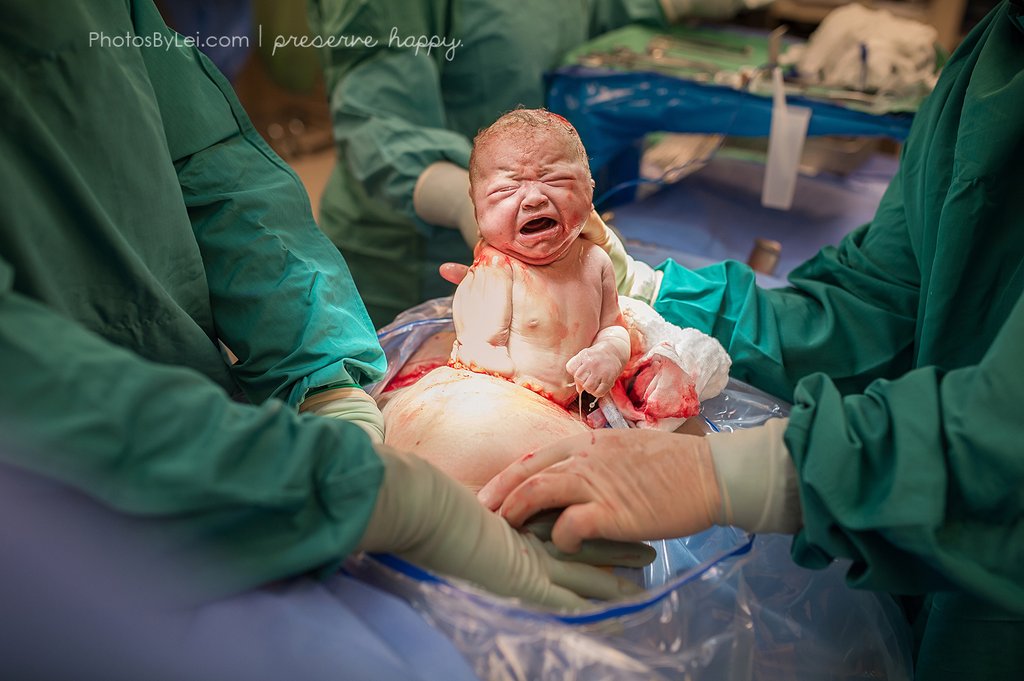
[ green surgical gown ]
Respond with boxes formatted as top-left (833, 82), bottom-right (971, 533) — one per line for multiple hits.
top-left (653, 2), bottom-right (1024, 677)
top-left (307, 0), bottom-right (667, 327)
top-left (0, 0), bottom-right (387, 594)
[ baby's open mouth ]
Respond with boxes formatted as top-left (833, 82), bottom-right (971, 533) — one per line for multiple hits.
top-left (520, 217), bottom-right (557, 235)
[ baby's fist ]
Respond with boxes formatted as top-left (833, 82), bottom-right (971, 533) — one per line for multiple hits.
top-left (566, 346), bottom-right (626, 397)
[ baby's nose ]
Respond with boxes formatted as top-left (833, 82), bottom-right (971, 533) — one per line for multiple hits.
top-left (521, 184), bottom-right (549, 209)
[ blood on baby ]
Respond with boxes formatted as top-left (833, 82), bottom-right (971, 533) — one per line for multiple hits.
top-left (447, 358), bottom-right (513, 381)
top-left (519, 380), bottom-right (570, 406)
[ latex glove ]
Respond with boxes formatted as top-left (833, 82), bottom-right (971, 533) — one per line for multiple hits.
top-left (580, 210), bottom-right (661, 303)
top-left (412, 161), bottom-right (478, 247)
top-left (300, 387), bottom-right (385, 444)
top-left (478, 421), bottom-right (803, 552)
top-left (707, 417), bottom-right (802, 534)
top-left (360, 447), bottom-right (643, 611)
top-left (565, 326), bottom-right (630, 397)
top-left (439, 261), bottom-right (470, 285)
top-left (478, 429), bottom-right (722, 553)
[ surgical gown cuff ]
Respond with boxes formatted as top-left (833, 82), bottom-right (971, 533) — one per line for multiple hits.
top-left (609, 237), bottom-right (661, 303)
top-left (707, 417), bottom-right (803, 534)
top-left (413, 161), bottom-right (478, 247)
top-left (628, 263), bottom-right (662, 304)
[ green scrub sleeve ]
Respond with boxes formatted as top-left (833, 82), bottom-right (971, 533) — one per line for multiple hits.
top-left (653, 165), bottom-right (920, 404)
top-left (658, 252), bottom-right (1024, 607)
top-left (653, 145), bottom-right (1024, 608)
top-left (134, 2), bottom-right (385, 407)
top-left (307, 0), bottom-right (472, 226)
top-left (787, 290), bottom-right (1024, 611)
top-left (0, 256), bottom-right (384, 596)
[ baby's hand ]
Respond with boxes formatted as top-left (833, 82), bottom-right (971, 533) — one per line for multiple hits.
top-left (566, 345), bottom-right (626, 398)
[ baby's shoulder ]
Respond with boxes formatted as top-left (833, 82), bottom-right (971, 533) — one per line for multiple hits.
top-left (575, 238), bottom-right (613, 268)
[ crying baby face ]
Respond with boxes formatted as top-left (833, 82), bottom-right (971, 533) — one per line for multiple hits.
top-left (468, 110), bottom-right (595, 266)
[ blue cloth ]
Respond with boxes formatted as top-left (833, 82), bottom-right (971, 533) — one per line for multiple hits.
top-left (0, 463), bottom-right (480, 681)
top-left (186, 576), bottom-right (481, 681)
top-left (547, 65), bottom-right (914, 175)
top-left (159, 0), bottom-right (253, 81)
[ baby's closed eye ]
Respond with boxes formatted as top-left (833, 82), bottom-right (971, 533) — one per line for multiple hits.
top-left (543, 176), bottom-right (574, 187)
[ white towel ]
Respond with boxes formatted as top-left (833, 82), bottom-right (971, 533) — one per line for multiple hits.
top-left (782, 4), bottom-right (939, 96)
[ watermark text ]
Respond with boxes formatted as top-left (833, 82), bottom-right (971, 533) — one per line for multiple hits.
top-left (89, 26), bottom-right (462, 62)
top-left (89, 31), bottom-right (249, 51)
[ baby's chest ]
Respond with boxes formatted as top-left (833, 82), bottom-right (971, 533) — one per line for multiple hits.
top-left (509, 271), bottom-right (603, 340)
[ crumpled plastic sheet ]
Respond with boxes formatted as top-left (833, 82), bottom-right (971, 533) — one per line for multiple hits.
top-left (355, 298), bottom-right (913, 680)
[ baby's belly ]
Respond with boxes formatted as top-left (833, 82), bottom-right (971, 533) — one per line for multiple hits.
top-left (382, 366), bottom-right (590, 491)
top-left (506, 338), bottom-right (587, 405)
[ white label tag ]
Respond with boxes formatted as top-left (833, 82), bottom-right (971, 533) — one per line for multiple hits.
top-left (762, 67), bottom-right (812, 210)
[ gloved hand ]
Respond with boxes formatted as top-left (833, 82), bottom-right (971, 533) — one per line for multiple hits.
top-left (359, 447), bottom-right (642, 611)
top-left (565, 326), bottom-right (631, 398)
top-left (478, 420), bottom-right (802, 554)
top-left (413, 161), bottom-right (479, 247)
top-left (580, 210), bottom-right (661, 303)
top-left (300, 387), bottom-right (385, 443)
top-left (478, 429), bottom-right (722, 552)
top-left (439, 261), bottom-right (471, 285)
top-left (707, 417), bottom-right (802, 534)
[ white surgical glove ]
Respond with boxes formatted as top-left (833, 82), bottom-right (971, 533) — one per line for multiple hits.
top-left (360, 447), bottom-right (643, 611)
top-left (478, 429), bottom-right (723, 551)
top-left (478, 422), bottom-right (802, 555)
top-left (707, 417), bottom-right (803, 534)
top-left (413, 161), bottom-right (479, 247)
top-left (581, 210), bottom-right (662, 303)
top-left (300, 387), bottom-right (385, 444)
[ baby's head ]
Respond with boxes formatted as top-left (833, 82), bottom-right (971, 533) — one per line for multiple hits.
top-left (468, 109), bottom-right (594, 265)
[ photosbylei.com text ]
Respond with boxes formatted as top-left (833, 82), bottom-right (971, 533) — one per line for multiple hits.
top-left (88, 26), bottom-right (463, 62)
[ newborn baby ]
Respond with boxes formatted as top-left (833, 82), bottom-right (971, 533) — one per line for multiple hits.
top-left (381, 111), bottom-right (730, 491)
top-left (449, 109), bottom-right (630, 406)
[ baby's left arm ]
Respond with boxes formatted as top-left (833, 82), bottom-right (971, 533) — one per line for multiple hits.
top-left (565, 254), bottom-right (631, 397)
